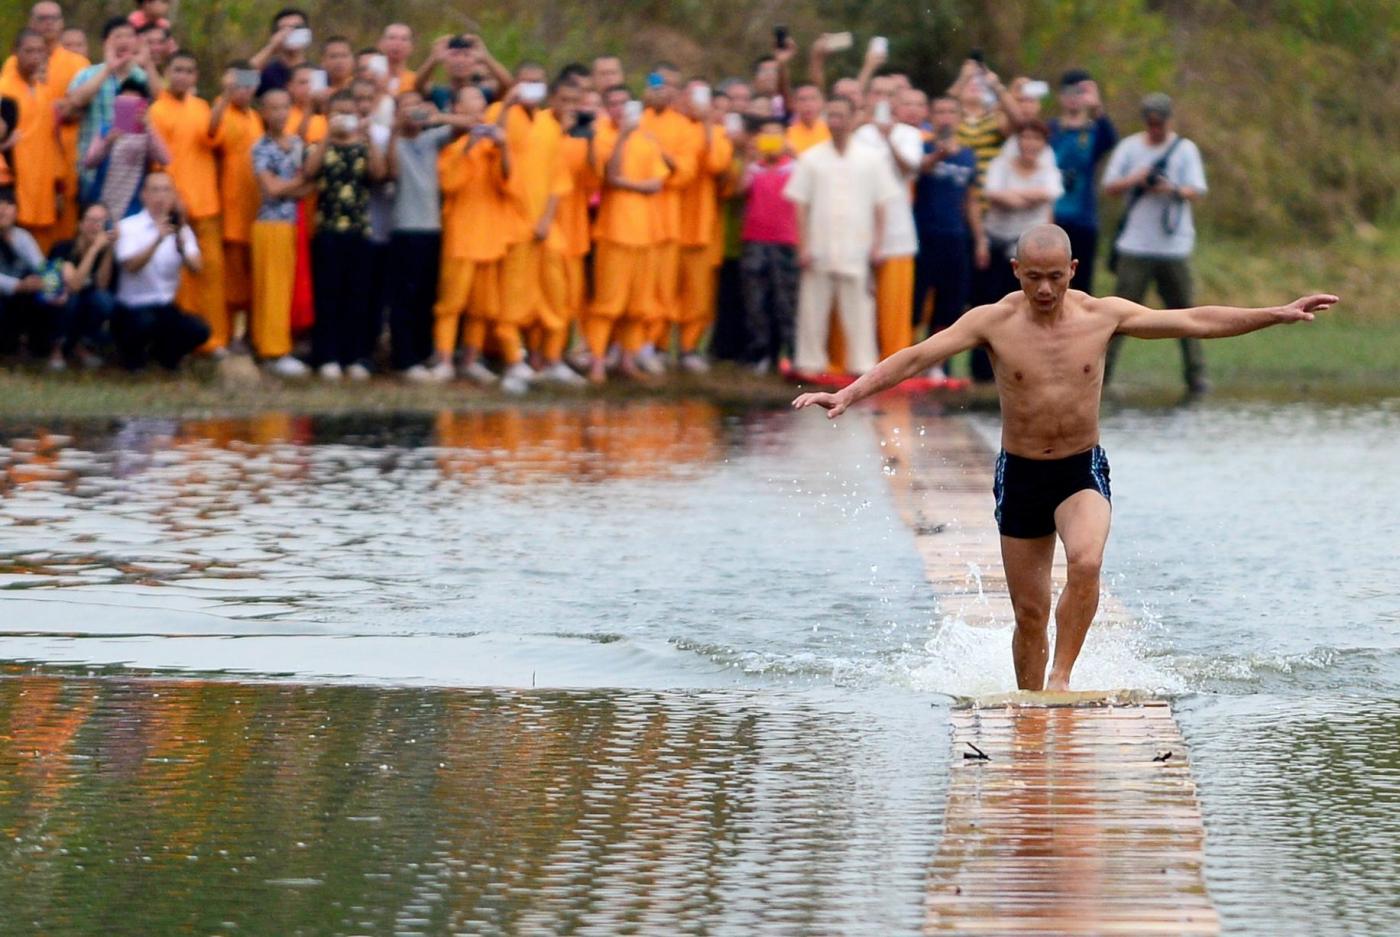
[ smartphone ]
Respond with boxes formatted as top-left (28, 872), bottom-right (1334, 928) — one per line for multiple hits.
top-left (518, 81), bottom-right (547, 105)
top-left (1022, 80), bottom-right (1050, 99)
top-left (969, 48), bottom-right (985, 64)
top-left (623, 99), bottom-right (644, 127)
top-left (234, 68), bottom-right (261, 90)
top-left (869, 36), bottom-right (889, 57)
top-left (113, 96), bottom-right (147, 133)
top-left (773, 25), bottom-right (788, 49)
top-left (937, 124), bottom-right (955, 142)
top-left (285, 27), bottom-right (313, 50)
top-left (575, 110), bottom-right (596, 127)
top-left (723, 112), bottom-right (744, 136)
top-left (409, 107), bottom-right (431, 123)
top-left (366, 54), bottom-right (389, 78)
top-left (823, 31), bottom-right (853, 52)
top-left (308, 69), bottom-right (328, 93)
top-left (690, 84), bottom-right (711, 109)
top-left (873, 99), bottom-right (892, 125)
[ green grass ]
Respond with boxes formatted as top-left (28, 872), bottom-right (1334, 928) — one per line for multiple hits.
top-left (0, 364), bottom-right (805, 421)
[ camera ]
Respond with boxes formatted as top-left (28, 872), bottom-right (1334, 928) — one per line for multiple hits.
top-left (773, 25), bottom-right (788, 49)
top-left (1144, 167), bottom-right (1165, 188)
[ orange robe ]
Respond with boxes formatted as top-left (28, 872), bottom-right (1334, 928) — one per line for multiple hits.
top-left (0, 68), bottom-right (62, 249)
top-left (2, 46), bottom-right (89, 239)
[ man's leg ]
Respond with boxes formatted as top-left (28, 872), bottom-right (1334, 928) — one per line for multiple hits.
top-left (1105, 254), bottom-right (1154, 383)
top-left (1001, 533), bottom-right (1057, 691)
top-left (1156, 257), bottom-right (1207, 391)
top-left (1046, 488), bottom-right (1112, 691)
top-left (793, 269), bottom-right (835, 374)
top-left (835, 272), bottom-right (879, 374)
top-left (875, 255), bottom-right (915, 360)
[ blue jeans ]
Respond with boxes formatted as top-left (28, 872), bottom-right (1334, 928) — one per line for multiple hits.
top-left (58, 288), bottom-right (116, 353)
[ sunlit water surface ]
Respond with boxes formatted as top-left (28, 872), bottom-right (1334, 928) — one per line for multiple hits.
top-left (1, 398), bottom-right (1396, 935)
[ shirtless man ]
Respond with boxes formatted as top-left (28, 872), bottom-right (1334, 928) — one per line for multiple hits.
top-left (793, 223), bottom-right (1337, 691)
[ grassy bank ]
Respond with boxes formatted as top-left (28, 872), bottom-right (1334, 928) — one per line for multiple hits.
top-left (1092, 228), bottom-right (1400, 395)
top-left (1, 226), bottom-right (1394, 422)
top-left (0, 365), bottom-right (808, 421)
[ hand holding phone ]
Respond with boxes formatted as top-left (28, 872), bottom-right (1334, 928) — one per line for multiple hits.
top-left (822, 32), bottom-right (853, 53)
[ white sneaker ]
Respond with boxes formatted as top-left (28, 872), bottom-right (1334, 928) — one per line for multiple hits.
top-left (500, 374), bottom-right (529, 395)
top-left (458, 360), bottom-right (498, 385)
top-left (47, 355), bottom-right (68, 373)
top-left (604, 345), bottom-right (622, 369)
top-left (402, 363), bottom-right (433, 383)
top-left (503, 361), bottom-right (538, 385)
top-left (679, 353), bottom-right (710, 374)
top-left (346, 363), bottom-right (372, 382)
top-left (270, 355), bottom-right (309, 378)
top-left (540, 361), bottom-right (587, 386)
top-left (636, 347), bottom-right (667, 375)
top-left (318, 362), bottom-right (343, 381)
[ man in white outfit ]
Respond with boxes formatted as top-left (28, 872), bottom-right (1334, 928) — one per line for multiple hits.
top-left (853, 83), bottom-right (923, 360)
top-left (784, 96), bottom-right (901, 375)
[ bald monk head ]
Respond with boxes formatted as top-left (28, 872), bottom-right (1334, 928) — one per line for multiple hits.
top-left (1011, 224), bottom-right (1079, 313)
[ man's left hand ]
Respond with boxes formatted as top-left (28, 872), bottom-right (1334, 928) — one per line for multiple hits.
top-left (1281, 293), bottom-right (1340, 322)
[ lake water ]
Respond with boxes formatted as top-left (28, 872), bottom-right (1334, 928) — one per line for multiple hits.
top-left (0, 397), bottom-right (1396, 935)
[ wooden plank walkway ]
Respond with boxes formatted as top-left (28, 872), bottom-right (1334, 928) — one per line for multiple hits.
top-left (926, 695), bottom-right (1219, 935)
top-left (867, 401), bottom-right (1220, 935)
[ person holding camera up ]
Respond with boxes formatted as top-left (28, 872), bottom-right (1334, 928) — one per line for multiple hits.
top-left (1047, 71), bottom-right (1117, 295)
top-left (110, 172), bottom-right (211, 370)
top-left (1102, 92), bottom-right (1209, 394)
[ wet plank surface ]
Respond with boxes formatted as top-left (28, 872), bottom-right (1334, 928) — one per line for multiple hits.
top-left (925, 698), bottom-right (1220, 935)
top-left (870, 404), bottom-right (1219, 934)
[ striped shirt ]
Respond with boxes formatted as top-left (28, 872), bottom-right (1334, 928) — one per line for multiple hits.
top-left (956, 111), bottom-right (1004, 190)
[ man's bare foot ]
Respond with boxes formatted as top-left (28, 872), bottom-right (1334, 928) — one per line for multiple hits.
top-left (1045, 674), bottom-right (1071, 692)
top-left (588, 361), bottom-right (607, 385)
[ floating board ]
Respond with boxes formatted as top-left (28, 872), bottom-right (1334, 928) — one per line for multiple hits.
top-left (926, 698), bottom-right (1221, 935)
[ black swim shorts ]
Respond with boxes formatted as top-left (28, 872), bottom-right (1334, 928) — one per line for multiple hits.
top-left (993, 447), bottom-right (1112, 539)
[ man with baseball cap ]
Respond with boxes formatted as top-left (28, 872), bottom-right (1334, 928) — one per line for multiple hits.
top-left (1101, 92), bottom-right (1210, 394)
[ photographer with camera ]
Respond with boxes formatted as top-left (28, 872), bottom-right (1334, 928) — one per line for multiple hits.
top-left (111, 172), bottom-right (210, 370)
top-left (1102, 92), bottom-right (1209, 394)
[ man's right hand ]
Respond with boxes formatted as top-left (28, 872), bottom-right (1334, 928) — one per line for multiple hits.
top-left (792, 390), bottom-right (851, 419)
top-left (16, 275), bottom-right (46, 294)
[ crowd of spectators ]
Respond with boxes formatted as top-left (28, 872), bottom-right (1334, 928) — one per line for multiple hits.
top-left (0, 2), bottom-right (1211, 393)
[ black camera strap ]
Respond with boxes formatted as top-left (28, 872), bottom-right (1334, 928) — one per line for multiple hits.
top-left (1107, 134), bottom-right (1185, 272)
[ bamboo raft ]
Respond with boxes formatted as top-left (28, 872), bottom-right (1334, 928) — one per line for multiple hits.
top-left (871, 403), bottom-right (1220, 935)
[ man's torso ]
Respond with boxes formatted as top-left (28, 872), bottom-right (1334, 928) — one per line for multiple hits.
top-left (980, 291), bottom-right (1120, 458)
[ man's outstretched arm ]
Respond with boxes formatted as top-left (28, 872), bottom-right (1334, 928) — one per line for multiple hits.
top-left (1108, 293), bottom-right (1339, 340)
top-left (793, 307), bottom-right (989, 418)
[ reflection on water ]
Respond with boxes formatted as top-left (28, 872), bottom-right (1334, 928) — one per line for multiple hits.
top-left (3, 398), bottom-right (1400, 934)
top-left (0, 673), bottom-right (945, 935)
top-left (1178, 695), bottom-right (1400, 936)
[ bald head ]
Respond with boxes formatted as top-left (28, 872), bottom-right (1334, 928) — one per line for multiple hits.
top-left (1016, 224), bottom-right (1072, 266)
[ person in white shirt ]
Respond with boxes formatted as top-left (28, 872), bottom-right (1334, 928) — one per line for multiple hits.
top-left (111, 172), bottom-right (211, 370)
top-left (784, 97), bottom-right (902, 376)
top-left (982, 121), bottom-right (1064, 300)
top-left (853, 85), bottom-right (923, 361)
